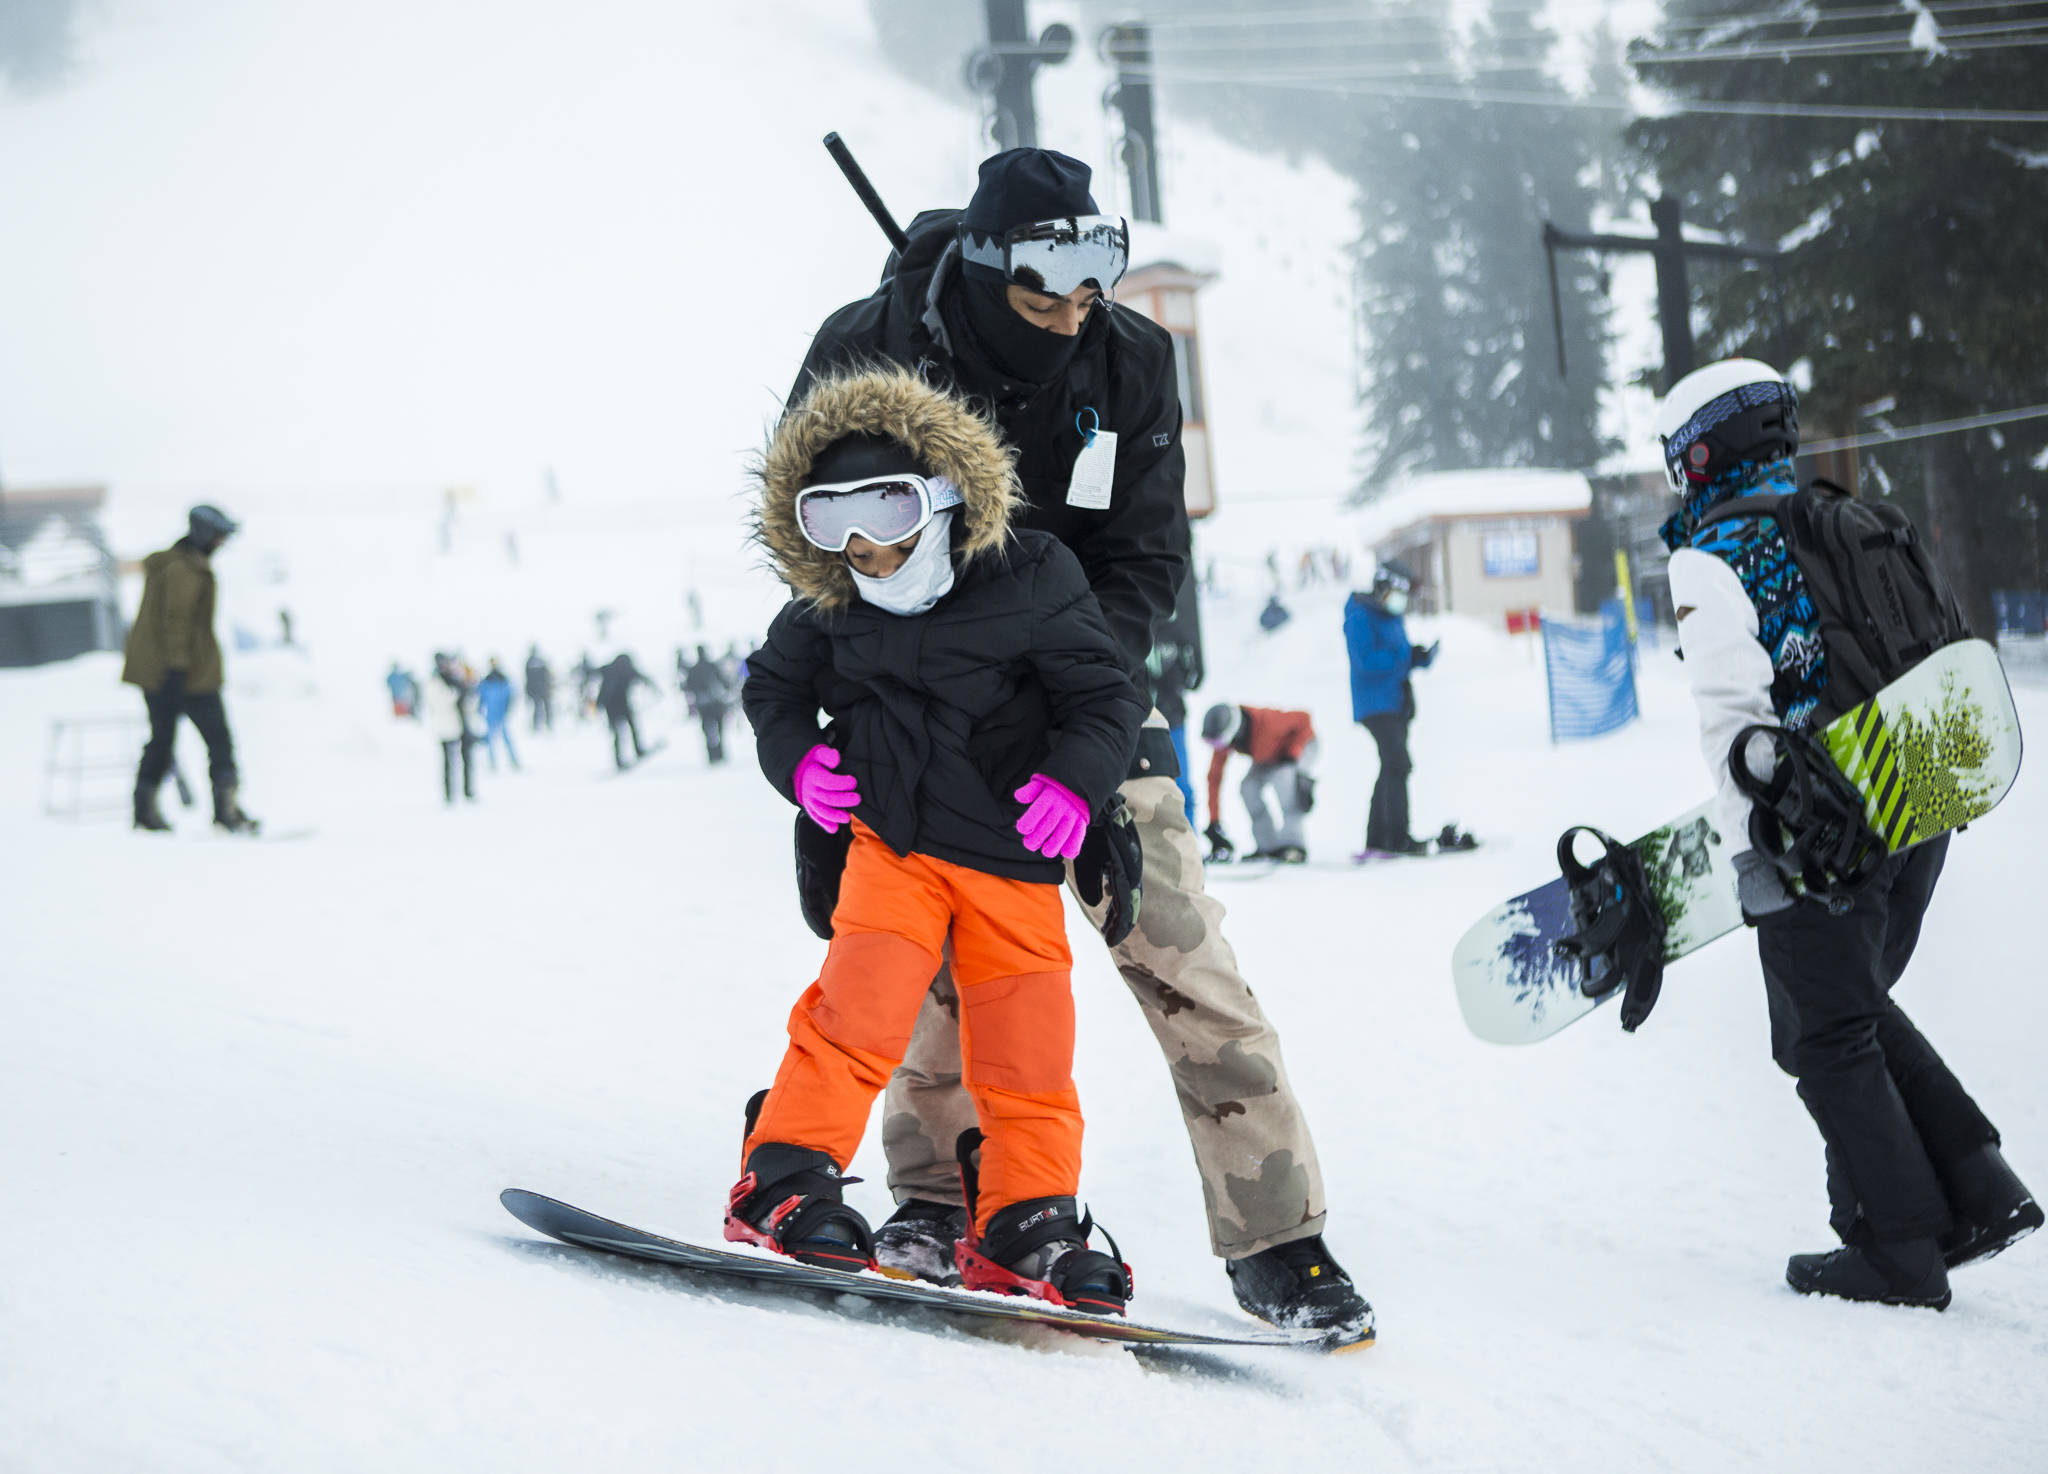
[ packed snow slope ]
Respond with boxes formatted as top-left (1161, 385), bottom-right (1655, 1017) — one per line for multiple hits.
top-left (4, 484), bottom-right (2046, 1474)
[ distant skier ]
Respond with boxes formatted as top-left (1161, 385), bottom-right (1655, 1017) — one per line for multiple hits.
top-left (1657, 358), bottom-right (2038, 1309)
top-left (385, 660), bottom-right (419, 718)
top-left (594, 652), bottom-right (653, 770)
top-left (571, 652), bottom-right (598, 722)
top-left (524, 645), bottom-right (554, 732)
top-left (122, 504), bottom-right (259, 834)
top-left (737, 365), bottom-right (1144, 1309)
top-left (1199, 703), bottom-right (1316, 863)
top-left (1344, 561), bottom-right (1440, 857)
top-left (789, 145), bottom-right (1371, 1343)
top-left (421, 652), bottom-right (478, 804)
top-left (680, 643), bottom-right (736, 765)
top-left (475, 658), bottom-right (521, 772)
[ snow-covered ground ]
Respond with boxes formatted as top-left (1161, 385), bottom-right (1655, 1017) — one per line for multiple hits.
top-left (4, 479), bottom-right (2045, 1474)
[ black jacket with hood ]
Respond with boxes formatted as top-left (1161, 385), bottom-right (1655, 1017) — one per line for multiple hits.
top-left (743, 367), bottom-right (1145, 884)
top-left (791, 209), bottom-right (1189, 694)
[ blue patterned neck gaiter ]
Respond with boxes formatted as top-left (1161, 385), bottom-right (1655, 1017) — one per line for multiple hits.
top-left (1659, 458), bottom-right (1829, 731)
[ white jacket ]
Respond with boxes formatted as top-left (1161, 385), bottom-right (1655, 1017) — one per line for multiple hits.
top-left (420, 673), bottom-right (474, 743)
top-left (1668, 546), bottom-right (1782, 847)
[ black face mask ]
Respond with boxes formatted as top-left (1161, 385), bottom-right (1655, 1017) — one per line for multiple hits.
top-left (954, 273), bottom-right (1086, 387)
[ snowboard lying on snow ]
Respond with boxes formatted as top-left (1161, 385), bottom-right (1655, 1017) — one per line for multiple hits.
top-left (501, 1189), bottom-right (1339, 1351)
top-left (1452, 639), bottom-right (2023, 1045)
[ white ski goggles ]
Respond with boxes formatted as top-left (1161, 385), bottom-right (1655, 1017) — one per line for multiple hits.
top-left (960, 214), bottom-right (1130, 298)
top-left (794, 474), bottom-right (964, 553)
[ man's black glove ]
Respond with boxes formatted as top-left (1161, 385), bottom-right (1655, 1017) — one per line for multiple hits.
top-left (1074, 794), bottom-right (1143, 946)
top-left (1295, 772), bottom-right (1317, 813)
top-left (1410, 642), bottom-right (1439, 669)
top-left (159, 668), bottom-right (188, 702)
top-left (1203, 821), bottom-right (1234, 863)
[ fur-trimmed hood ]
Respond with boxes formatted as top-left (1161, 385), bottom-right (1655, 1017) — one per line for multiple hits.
top-left (755, 366), bottom-right (1022, 610)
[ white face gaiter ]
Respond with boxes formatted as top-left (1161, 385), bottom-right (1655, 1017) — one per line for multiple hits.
top-left (848, 510), bottom-right (956, 617)
top-left (1384, 590), bottom-right (1410, 616)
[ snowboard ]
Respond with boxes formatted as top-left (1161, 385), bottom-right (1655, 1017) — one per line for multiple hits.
top-left (500, 1189), bottom-right (1336, 1350)
top-left (1453, 638), bottom-right (2023, 1045)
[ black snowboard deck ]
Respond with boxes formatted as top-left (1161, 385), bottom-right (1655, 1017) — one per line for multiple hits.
top-left (501, 1189), bottom-right (1341, 1350)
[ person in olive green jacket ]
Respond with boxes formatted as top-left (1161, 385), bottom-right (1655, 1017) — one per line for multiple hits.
top-left (122, 505), bottom-right (258, 834)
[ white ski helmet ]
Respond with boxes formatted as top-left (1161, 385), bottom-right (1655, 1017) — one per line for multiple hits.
top-left (1654, 358), bottom-right (1800, 492)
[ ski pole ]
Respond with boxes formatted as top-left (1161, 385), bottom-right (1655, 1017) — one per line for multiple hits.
top-left (823, 132), bottom-right (909, 255)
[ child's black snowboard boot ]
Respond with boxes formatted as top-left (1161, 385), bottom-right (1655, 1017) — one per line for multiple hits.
top-left (1226, 1233), bottom-right (1375, 1349)
top-left (1786, 1236), bottom-right (1951, 1309)
top-left (874, 1198), bottom-right (967, 1286)
top-left (724, 1091), bottom-right (873, 1271)
top-left (1939, 1144), bottom-right (2042, 1269)
top-left (955, 1196), bottom-right (1132, 1315)
top-left (949, 1129), bottom-right (1130, 1314)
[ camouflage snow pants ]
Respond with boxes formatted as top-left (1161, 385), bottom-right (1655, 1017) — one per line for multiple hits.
top-left (881, 749), bottom-right (1328, 1259)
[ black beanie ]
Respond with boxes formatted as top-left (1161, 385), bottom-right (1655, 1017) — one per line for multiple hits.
top-left (805, 432), bottom-right (931, 486)
top-left (960, 149), bottom-right (1098, 277)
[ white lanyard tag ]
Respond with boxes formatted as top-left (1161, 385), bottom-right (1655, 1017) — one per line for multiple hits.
top-left (1066, 409), bottom-right (1117, 510)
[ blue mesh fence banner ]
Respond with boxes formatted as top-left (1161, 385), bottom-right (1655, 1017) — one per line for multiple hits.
top-left (1543, 608), bottom-right (1640, 742)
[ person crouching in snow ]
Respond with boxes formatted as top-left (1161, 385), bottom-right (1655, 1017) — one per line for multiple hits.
top-left (735, 366), bottom-right (1148, 1313)
top-left (1199, 703), bottom-right (1317, 863)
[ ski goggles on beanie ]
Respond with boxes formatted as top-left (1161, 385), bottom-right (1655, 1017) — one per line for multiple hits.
top-left (960, 215), bottom-right (1130, 298)
top-left (1660, 379), bottom-right (1798, 490)
top-left (794, 474), bottom-right (964, 553)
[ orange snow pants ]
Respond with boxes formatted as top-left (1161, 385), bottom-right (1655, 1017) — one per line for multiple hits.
top-left (744, 821), bottom-right (1079, 1236)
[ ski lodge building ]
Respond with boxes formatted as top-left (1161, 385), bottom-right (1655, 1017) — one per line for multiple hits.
top-left (0, 484), bottom-right (123, 668)
top-left (1343, 469), bottom-right (1593, 623)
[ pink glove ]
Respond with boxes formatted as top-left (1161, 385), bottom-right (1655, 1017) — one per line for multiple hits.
top-left (1014, 774), bottom-right (1089, 860)
top-left (793, 745), bottom-right (861, 832)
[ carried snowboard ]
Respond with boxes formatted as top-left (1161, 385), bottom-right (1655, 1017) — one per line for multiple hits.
top-left (500, 1189), bottom-right (1333, 1350)
top-left (1453, 639), bottom-right (2022, 1045)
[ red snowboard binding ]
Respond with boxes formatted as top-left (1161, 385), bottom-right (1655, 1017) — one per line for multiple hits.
top-left (950, 1130), bottom-right (1132, 1316)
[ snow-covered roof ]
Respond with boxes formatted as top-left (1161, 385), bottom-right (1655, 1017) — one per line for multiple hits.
top-left (1343, 468), bottom-right (1593, 547)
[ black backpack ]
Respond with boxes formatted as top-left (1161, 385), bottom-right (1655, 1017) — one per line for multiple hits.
top-left (1690, 479), bottom-right (1970, 724)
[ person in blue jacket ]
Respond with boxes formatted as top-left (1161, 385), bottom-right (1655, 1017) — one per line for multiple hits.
top-left (1344, 561), bottom-right (1437, 855)
top-left (476, 657), bottom-right (522, 772)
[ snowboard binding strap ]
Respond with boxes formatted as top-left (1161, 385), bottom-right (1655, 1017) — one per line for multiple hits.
top-left (1553, 826), bottom-right (1669, 1032)
top-left (953, 1130), bottom-right (1133, 1315)
top-left (1727, 723), bottom-right (1886, 914)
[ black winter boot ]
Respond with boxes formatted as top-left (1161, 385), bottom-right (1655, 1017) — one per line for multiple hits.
top-left (874, 1198), bottom-right (967, 1286)
top-left (956, 1196), bottom-right (1132, 1315)
top-left (212, 782), bottom-right (260, 835)
top-left (1227, 1234), bottom-right (1375, 1349)
top-left (1786, 1236), bottom-right (1951, 1309)
top-left (133, 785), bottom-right (172, 832)
top-left (1939, 1145), bottom-right (2042, 1270)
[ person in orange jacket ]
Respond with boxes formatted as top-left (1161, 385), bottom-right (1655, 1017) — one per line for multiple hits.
top-left (734, 365), bottom-right (1148, 1314)
top-left (1200, 703), bottom-right (1318, 863)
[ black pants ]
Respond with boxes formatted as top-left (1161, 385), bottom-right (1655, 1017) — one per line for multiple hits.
top-left (530, 695), bottom-right (553, 733)
top-left (139, 688), bottom-right (237, 800)
top-left (606, 707), bottom-right (646, 769)
top-left (1757, 835), bottom-right (1997, 1243)
top-left (698, 703), bottom-right (728, 764)
top-left (1360, 712), bottom-right (1412, 850)
top-left (441, 737), bottom-right (475, 803)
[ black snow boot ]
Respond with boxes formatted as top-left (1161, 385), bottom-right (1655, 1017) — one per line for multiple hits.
top-left (1227, 1234), bottom-right (1375, 1349)
top-left (211, 782), bottom-right (260, 835)
top-left (956, 1195), bottom-right (1132, 1315)
top-left (874, 1198), bottom-right (967, 1287)
top-left (1939, 1145), bottom-right (2043, 1270)
top-left (950, 1128), bottom-right (1130, 1315)
top-left (1786, 1236), bottom-right (1951, 1310)
top-left (725, 1091), bottom-right (873, 1271)
top-left (133, 785), bottom-right (172, 832)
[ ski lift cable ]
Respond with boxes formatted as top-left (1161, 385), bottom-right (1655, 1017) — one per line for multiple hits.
top-left (1129, 26), bottom-right (2048, 81)
top-left (1133, 0), bottom-right (2033, 33)
top-left (1124, 66), bottom-right (2048, 123)
top-left (1802, 403), bottom-right (2048, 455)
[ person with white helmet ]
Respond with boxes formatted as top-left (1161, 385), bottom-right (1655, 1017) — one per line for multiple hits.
top-left (1657, 358), bottom-right (2037, 1310)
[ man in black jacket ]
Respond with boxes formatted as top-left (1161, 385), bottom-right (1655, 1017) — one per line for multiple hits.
top-left (789, 147), bottom-right (1369, 1344)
